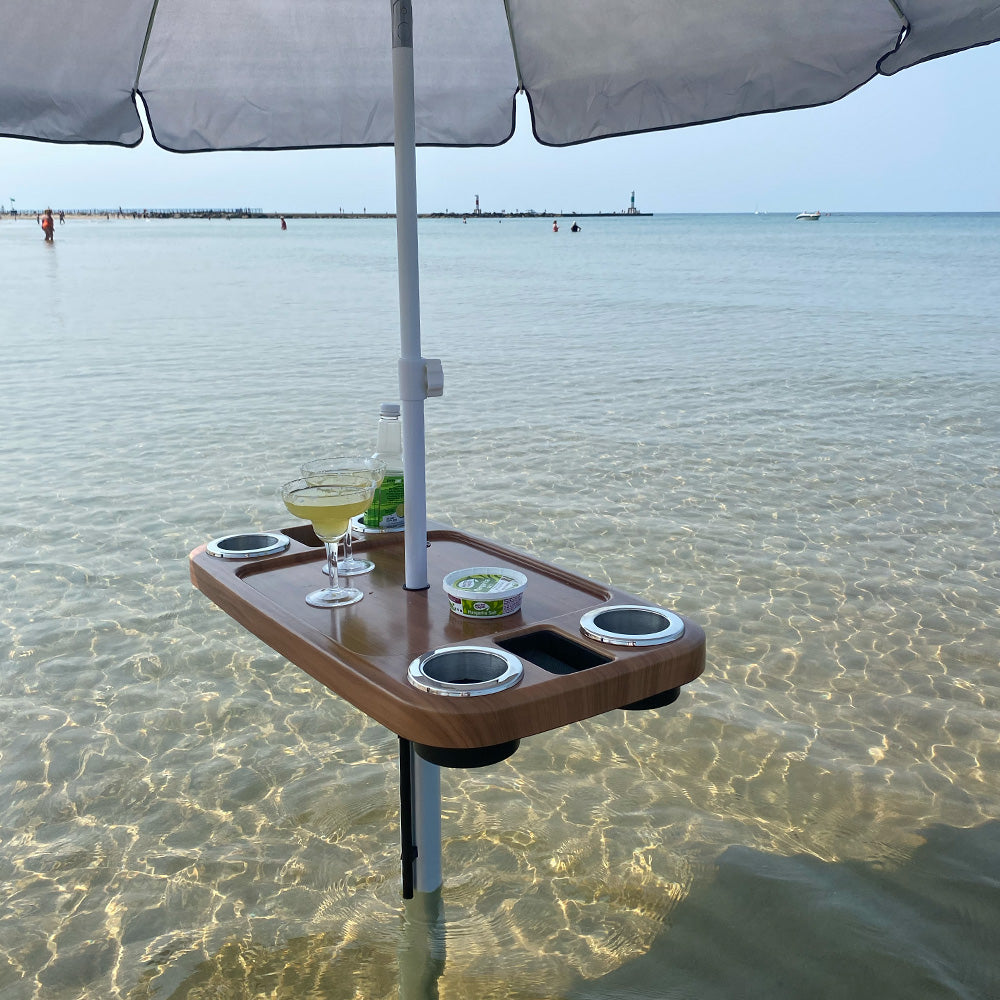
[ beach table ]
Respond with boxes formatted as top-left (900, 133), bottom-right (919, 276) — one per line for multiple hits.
top-left (190, 521), bottom-right (705, 896)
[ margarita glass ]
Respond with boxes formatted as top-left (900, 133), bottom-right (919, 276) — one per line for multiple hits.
top-left (281, 475), bottom-right (375, 607)
top-left (301, 455), bottom-right (386, 576)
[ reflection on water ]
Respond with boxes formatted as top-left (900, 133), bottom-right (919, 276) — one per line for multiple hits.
top-left (1, 215), bottom-right (999, 999)
top-left (570, 821), bottom-right (1000, 1000)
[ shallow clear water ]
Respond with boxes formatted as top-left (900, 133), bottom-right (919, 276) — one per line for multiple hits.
top-left (1, 213), bottom-right (999, 999)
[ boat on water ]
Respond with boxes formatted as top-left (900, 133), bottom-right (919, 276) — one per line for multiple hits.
top-left (796, 210), bottom-right (822, 220)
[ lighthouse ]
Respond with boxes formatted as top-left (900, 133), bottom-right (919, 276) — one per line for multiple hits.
top-left (627, 190), bottom-right (638, 215)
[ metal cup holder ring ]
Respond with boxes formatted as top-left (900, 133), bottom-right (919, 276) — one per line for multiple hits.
top-left (407, 646), bottom-right (523, 697)
top-left (207, 532), bottom-right (290, 559)
top-left (580, 605), bottom-right (685, 647)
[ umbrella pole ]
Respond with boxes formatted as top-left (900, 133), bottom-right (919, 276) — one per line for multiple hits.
top-left (399, 738), bottom-right (443, 897)
top-left (398, 739), bottom-right (446, 996)
top-left (392, 0), bottom-right (431, 592)
top-left (392, 0), bottom-right (444, 908)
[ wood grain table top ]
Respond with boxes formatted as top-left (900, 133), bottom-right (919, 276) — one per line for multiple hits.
top-left (190, 523), bottom-right (705, 748)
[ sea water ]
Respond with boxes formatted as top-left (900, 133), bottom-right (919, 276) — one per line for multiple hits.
top-left (1, 213), bottom-right (998, 999)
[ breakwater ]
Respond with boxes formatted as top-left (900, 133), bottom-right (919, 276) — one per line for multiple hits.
top-left (3, 208), bottom-right (651, 220)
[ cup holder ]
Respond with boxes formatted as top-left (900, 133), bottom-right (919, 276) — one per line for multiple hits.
top-left (407, 646), bottom-right (523, 698)
top-left (580, 605), bottom-right (684, 647)
top-left (207, 532), bottom-right (290, 559)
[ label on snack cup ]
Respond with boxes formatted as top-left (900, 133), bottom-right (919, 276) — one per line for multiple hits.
top-left (453, 572), bottom-right (520, 594)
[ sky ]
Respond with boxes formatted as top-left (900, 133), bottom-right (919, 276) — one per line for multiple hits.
top-left (2, 44), bottom-right (997, 216)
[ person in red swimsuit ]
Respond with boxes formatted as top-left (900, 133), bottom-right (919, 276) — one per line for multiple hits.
top-left (40, 208), bottom-right (54, 242)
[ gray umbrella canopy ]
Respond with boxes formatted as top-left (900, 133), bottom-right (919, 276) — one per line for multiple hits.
top-left (2, 0), bottom-right (998, 150)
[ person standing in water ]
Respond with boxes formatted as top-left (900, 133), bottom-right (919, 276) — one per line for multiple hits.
top-left (40, 208), bottom-right (54, 242)
top-left (552, 219), bottom-right (558, 232)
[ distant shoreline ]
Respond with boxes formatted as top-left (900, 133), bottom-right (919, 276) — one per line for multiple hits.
top-left (1, 209), bottom-right (652, 221)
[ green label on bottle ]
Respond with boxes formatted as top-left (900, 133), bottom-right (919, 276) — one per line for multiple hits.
top-left (363, 474), bottom-right (404, 530)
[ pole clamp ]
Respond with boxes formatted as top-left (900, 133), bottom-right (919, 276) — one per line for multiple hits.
top-left (399, 357), bottom-right (444, 400)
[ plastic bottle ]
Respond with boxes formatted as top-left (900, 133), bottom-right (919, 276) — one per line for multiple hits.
top-left (363, 402), bottom-right (405, 531)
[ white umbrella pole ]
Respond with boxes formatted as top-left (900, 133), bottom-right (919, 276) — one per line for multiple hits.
top-left (398, 741), bottom-right (445, 991)
top-left (392, 0), bottom-right (443, 907)
top-left (392, 0), bottom-right (430, 592)
top-left (399, 739), bottom-right (443, 896)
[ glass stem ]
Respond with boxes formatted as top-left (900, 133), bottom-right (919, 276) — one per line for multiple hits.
top-left (344, 528), bottom-right (354, 563)
top-left (326, 541), bottom-right (340, 591)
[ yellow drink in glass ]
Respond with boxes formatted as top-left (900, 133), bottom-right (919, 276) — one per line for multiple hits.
top-left (284, 484), bottom-right (371, 541)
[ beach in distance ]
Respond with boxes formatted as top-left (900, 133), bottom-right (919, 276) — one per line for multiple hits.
top-left (1, 212), bottom-right (998, 999)
top-left (3, 206), bottom-right (650, 220)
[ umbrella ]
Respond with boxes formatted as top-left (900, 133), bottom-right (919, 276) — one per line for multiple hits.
top-left (2, 0), bottom-right (998, 589)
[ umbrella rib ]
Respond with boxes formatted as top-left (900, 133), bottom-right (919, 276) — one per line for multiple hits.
top-left (133, 0), bottom-right (161, 92)
top-left (885, 0), bottom-right (910, 30)
top-left (502, 0), bottom-right (526, 93)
